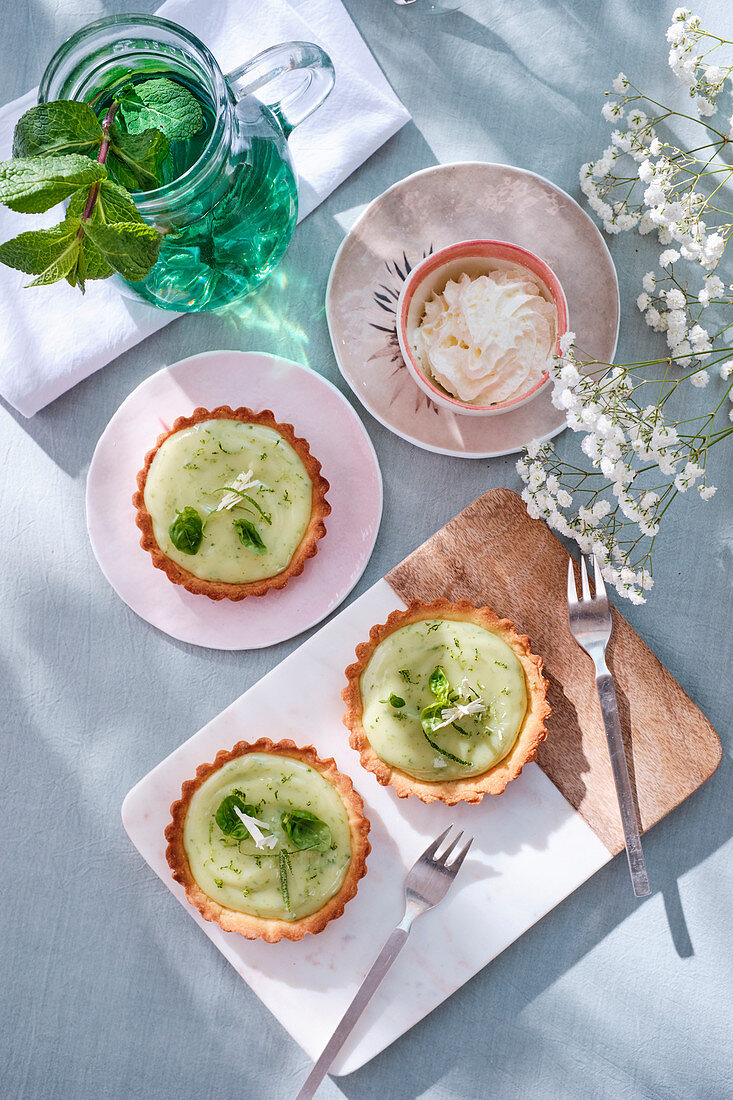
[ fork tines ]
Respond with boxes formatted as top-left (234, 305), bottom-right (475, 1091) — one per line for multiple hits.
top-left (567, 553), bottom-right (608, 606)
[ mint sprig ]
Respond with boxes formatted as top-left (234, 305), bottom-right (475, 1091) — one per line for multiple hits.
top-left (0, 77), bottom-right (203, 294)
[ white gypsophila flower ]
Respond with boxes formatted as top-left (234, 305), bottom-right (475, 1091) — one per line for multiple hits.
top-left (659, 249), bottom-right (680, 267)
top-left (704, 65), bottom-right (724, 83)
top-left (602, 101), bottom-right (623, 122)
top-left (636, 292), bottom-right (650, 311)
top-left (556, 489), bottom-right (573, 508)
top-left (558, 330), bottom-right (576, 356)
top-left (690, 370), bottom-right (710, 387)
top-left (696, 95), bottom-right (716, 117)
top-left (719, 360), bottom-right (733, 380)
top-left (665, 288), bottom-right (686, 309)
top-left (699, 485), bottom-right (717, 500)
top-left (642, 271), bottom-right (656, 293)
top-left (613, 72), bottom-right (630, 93)
top-left (688, 324), bottom-right (711, 352)
top-left (674, 461), bottom-right (704, 492)
top-left (627, 108), bottom-right (649, 131)
top-left (704, 274), bottom-right (724, 298)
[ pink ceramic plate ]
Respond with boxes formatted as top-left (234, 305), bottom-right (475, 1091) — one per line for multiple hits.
top-left (86, 351), bottom-right (382, 650)
top-left (326, 162), bottom-right (619, 458)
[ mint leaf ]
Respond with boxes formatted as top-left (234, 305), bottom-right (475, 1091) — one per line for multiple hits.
top-left (107, 122), bottom-right (169, 190)
top-left (0, 155), bottom-right (106, 213)
top-left (67, 179), bottom-right (143, 226)
top-left (118, 78), bottom-right (203, 142)
top-left (12, 101), bottom-right (102, 159)
top-left (0, 221), bottom-right (81, 286)
top-left (84, 219), bottom-right (161, 281)
top-left (95, 179), bottom-right (144, 224)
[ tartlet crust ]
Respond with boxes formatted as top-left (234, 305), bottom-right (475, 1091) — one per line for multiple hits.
top-left (165, 738), bottom-right (371, 943)
top-left (342, 599), bottom-right (551, 805)
top-left (133, 405), bottom-right (330, 601)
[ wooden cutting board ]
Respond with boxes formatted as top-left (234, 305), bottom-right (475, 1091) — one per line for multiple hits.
top-left (386, 488), bottom-right (721, 855)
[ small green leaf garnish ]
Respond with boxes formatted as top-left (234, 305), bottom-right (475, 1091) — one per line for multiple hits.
top-left (398, 669), bottom-right (417, 684)
top-left (428, 666), bottom-right (451, 703)
top-left (168, 506), bottom-right (204, 554)
top-left (388, 693), bottom-right (406, 709)
top-left (117, 78), bottom-right (203, 143)
top-left (215, 792), bottom-right (261, 840)
top-left (281, 810), bottom-right (332, 852)
top-left (421, 701), bottom-right (449, 736)
top-left (233, 518), bottom-right (267, 553)
top-left (213, 878), bottom-right (223, 889)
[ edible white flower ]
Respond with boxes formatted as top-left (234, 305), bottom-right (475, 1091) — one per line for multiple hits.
top-left (612, 72), bottom-right (629, 93)
top-left (704, 65), bottom-right (724, 84)
top-left (232, 806), bottom-right (278, 850)
top-left (659, 249), bottom-right (680, 267)
top-left (718, 360), bottom-right (733, 380)
top-left (696, 96), bottom-right (716, 117)
top-left (690, 370), bottom-right (709, 387)
top-left (699, 485), bottom-right (717, 500)
top-left (432, 680), bottom-right (487, 731)
top-left (213, 468), bottom-right (259, 512)
top-left (642, 271), bottom-right (656, 293)
top-left (636, 292), bottom-right (650, 311)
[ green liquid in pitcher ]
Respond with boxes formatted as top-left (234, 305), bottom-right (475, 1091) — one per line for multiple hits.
top-left (94, 71), bottom-right (298, 312)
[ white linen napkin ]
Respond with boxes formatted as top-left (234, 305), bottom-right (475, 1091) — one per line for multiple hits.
top-left (0, 0), bottom-right (409, 417)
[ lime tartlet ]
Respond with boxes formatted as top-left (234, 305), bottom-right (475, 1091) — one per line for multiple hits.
top-left (343, 599), bottom-right (550, 804)
top-left (165, 739), bottom-right (370, 942)
top-left (133, 405), bottom-right (330, 600)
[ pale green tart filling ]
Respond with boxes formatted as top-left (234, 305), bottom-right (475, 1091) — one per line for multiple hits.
top-left (183, 754), bottom-right (352, 921)
top-left (360, 619), bottom-right (528, 781)
top-left (143, 419), bottom-right (313, 583)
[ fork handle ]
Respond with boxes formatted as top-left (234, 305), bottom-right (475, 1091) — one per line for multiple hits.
top-left (596, 670), bottom-right (651, 897)
top-left (294, 923), bottom-right (411, 1099)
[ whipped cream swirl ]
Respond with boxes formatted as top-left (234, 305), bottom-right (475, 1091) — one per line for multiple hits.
top-left (413, 268), bottom-right (557, 405)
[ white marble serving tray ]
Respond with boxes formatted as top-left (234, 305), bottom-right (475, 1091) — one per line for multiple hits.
top-left (122, 578), bottom-right (611, 1075)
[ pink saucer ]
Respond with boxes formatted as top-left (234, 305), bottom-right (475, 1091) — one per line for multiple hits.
top-left (86, 351), bottom-right (382, 650)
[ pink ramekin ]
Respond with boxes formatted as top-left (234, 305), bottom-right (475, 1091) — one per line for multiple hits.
top-left (396, 239), bottom-right (568, 417)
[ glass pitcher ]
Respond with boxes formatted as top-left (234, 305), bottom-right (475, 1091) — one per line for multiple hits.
top-left (38, 14), bottom-right (334, 312)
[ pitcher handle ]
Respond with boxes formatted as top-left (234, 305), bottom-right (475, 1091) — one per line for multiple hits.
top-left (226, 41), bottom-right (334, 137)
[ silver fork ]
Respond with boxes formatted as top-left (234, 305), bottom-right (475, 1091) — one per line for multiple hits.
top-left (294, 825), bottom-right (473, 1099)
top-left (567, 554), bottom-right (651, 898)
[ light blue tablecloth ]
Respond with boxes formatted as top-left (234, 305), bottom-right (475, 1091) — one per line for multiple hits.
top-left (1, 2), bottom-right (731, 1098)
